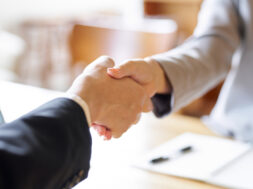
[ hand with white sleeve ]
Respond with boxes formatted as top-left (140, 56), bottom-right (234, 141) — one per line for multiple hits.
top-left (68, 56), bottom-right (152, 139)
top-left (107, 58), bottom-right (171, 97)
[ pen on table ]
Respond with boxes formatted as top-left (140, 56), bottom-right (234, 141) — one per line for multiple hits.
top-left (150, 145), bottom-right (193, 164)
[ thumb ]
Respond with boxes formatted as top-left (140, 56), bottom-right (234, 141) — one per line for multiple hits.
top-left (107, 60), bottom-right (151, 85)
top-left (107, 65), bottom-right (133, 80)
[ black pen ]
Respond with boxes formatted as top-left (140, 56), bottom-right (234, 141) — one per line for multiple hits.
top-left (150, 145), bottom-right (193, 164)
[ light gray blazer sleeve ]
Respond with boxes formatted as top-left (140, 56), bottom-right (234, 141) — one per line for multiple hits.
top-left (151, 0), bottom-right (241, 114)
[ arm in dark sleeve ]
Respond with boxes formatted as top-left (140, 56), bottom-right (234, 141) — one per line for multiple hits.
top-left (0, 98), bottom-right (92, 189)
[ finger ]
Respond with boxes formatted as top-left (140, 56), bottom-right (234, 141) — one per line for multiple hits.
top-left (93, 125), bottom-right (112, 141)
top-left (92, 125), bottom-right (105, 136)
top-left (103, 129), bottom-right (112, 140)
top-left (107, 60), bottom-right (151, 85)
top-left (142, 97), bottom-right (153, 113)
top-left (92, 124), bottom-right (107, 136)
top-left (107, 61), bottom-right (137, 79)
top-left (107, 67), bottom-right (126, 79)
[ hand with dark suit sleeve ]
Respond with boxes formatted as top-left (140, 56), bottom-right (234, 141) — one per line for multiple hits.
top-left (68, 56), bottom-right (152, 139)
top-left (0, 98), bottom-right (91, 189)
top-left (0, 56), bottom-right (152, 189)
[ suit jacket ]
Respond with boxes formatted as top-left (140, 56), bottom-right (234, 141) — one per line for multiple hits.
top-left (0, 98), bottom-right (92, 189)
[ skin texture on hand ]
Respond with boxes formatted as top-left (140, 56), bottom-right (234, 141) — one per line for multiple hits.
top-left (107, 58), bottom-right (170, 98)
top-left (67, 56), bottom-right (152, 140)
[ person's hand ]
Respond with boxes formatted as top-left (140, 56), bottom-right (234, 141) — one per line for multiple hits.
top-left (107, 58), bottom-right (170, 97)
top-left (67, 56), bottom-right (152, 139)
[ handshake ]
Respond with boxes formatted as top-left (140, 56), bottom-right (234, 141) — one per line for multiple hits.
top-left (68, 56), bottom-right (169, 140)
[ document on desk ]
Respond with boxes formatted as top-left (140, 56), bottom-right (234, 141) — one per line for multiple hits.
top-left (133, 133), bottom-right (253, 189)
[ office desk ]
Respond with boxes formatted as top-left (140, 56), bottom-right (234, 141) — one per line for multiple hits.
top-left (0, 81), bottom-right (225, 189)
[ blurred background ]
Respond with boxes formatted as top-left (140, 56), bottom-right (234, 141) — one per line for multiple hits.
top-left (0, 0), bottom-right (222, 117)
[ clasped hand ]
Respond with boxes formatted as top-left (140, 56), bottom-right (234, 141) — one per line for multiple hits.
top-left (68, 56), bottom-right (169, 140)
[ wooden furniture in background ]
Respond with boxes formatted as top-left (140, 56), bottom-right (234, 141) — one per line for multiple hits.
top-left (15, 19), bottom-right (73, 90)
top-left (69, 16), bottom-right (178, 70)
top-left (180, 82), bottom-right (224, 117)
top-left (144, 0), bottom-right (203, 36)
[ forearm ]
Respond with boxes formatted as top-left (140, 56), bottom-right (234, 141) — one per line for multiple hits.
top-left (0, 98), bottom-right (92, 189)
top-left (150, 0), bottom-right (240, 114)
top-left (152, 36), bottom-right (234, 112)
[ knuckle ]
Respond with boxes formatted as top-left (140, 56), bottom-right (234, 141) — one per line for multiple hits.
top-left (122, 59), bottom-right (133, 64)
top-left (100, 55), bottom-right (110, 59)
top-left (120, 59), bottom-right (137, 68)
top-left (100, 55), bottom-right (114, 63)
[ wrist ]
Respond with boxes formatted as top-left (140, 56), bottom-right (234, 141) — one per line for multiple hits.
top-left (145, 58), bottom-right (170, 94)
top-left (65, 93), bottom-right (92, 127)
top-left (67, 75), bottom-right (99, 124)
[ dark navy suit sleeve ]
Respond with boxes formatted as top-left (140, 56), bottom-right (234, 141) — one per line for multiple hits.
top-left (0, 98), bottom-right (92, 189)
top-left (151, 93), bottom-right (173, 118)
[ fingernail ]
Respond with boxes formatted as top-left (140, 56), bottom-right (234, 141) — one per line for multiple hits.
top-left (104, 130), bottom-right (112, 140)
top-left (107, 68), bottom-right (120, 75)
top-left (108, 67), bottom-right (113, 70)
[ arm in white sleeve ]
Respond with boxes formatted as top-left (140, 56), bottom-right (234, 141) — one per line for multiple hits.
top-left (151, 0), bottom-right (241, 115)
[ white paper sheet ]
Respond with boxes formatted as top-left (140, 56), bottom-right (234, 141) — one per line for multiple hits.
top-left (133, 133), bottom-right (252, 188)
top-left (207, 150), bottom-right (253, 189)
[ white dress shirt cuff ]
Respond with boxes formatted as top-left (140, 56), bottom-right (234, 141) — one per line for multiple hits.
top-left (63, 93), bottom-right (92, 127)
